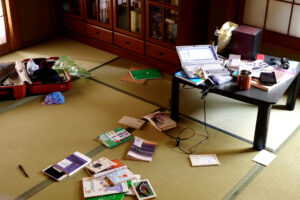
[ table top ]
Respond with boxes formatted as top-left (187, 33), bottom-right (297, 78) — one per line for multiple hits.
top-left (175, 59), bottom-right (300, 106)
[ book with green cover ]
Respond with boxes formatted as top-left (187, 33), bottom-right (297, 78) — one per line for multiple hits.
top-left (88, 193), bottom-right (125, 200)
top-left (130, 68), bottom-right (161, 80)
top-left (97, 127), bottom-right (133, 148)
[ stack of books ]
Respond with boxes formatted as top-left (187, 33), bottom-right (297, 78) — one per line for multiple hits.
top-left (82, 157), bottom-right (157, 200)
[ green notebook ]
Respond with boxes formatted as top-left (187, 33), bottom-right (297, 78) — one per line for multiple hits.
top-left (130, 68), bottom-right (161, 80)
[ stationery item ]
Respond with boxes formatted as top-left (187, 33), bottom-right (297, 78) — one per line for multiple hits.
top-left (127, 137), bottom-right (157, 162)
top-left (175, 71), bottom-right (204, 86)
top-left (97, 127), bottom-right (134, 148)
top-left (130, 68), bottom-right (161, 80)
top-left (55, 151), bottom-right (91, 176)
top-left (131, 179), bottom-right (157, 200)
top-left (237, 69), bottom-right (252, 90)
top-left (118, 116), bottom-right (146, 129)
top-left (85, 157), bottom-right (115, 175)
top-left (82, 176), bottom-right (129, 198)
top-left (143, 111), bottom-right (177, 131)
top-left (189, 154), bottom-right (220, 166)
top-left (18, 164), bottom-right (29, 178)
top-left (252, 149), bottom-right (276, 166)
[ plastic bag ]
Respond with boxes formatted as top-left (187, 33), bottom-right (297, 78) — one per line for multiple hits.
top-left (53, 56), bottom-right (91, 78)
top-left (217, 21), bottom-right (238, 53)
top-left (42, 91), bottom-right (65, 105)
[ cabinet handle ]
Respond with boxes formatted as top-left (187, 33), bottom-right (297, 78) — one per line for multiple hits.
top-left (126, 41), bottom-right (130, 45)
top-left (96, 31), bottom-right (100, 35)
top-left (159, 52), bottom-right (164, 56)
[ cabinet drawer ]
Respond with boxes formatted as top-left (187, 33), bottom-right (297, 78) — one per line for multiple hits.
top-left (61, 18), bottom-right (85, 34)
top-left (145, 42), bottom-right (179, 65)
top-left (85, 24), bottom-right (113, 44)
top-left (114, 33), bottom-right (144, 54)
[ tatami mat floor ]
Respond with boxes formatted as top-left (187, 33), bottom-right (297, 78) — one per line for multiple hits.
top-left (1, 37), bottom-right (300, 200)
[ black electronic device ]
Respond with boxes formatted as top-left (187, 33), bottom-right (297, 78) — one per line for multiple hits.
top-left (281, 57), bottom-right (289, 69)
top-left (260, 72), bottom-right (277, 85)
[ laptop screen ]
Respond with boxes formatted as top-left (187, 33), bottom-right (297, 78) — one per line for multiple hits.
top-left (176, 45), bottom-right (219, 65)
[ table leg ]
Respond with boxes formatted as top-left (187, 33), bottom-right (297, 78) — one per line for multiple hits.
top-left (253, 104), bottom-right (272, 150)
top-left (171, 76), bottom-right (180, 122)
top-left (286, 73), bottom-right (300, 110)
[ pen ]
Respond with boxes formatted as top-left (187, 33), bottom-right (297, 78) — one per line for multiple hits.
top-left (19, 164), bottom-right (29, 178)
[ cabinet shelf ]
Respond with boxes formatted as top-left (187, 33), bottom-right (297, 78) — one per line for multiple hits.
top-left (60, 0), bottom-right (204, 73)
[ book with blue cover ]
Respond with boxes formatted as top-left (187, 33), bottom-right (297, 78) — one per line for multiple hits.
top-left (175, 70), bottom-right (204, 85)
top-left (55, 151), bottom-right (91, 176)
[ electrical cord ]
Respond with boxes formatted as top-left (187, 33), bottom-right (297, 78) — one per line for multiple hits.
top-left (164, 98), bottom-right (210, 154)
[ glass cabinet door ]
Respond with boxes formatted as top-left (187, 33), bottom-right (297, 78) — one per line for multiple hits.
top-left (85, 0), bottom-right (112, 28)
top-left (114, 0), bottom-right (144, 37)
top-left (147, 0), bottom-right (179, 46)
top-left (61, 0), bottom-right (83, 18)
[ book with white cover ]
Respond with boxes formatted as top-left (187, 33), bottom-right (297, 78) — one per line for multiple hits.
top-left (55, 151), bottom-right (91, 176)
top-left (189, 154), bottom-right (219, 166)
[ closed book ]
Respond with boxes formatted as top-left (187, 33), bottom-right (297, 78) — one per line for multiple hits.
top-left (127, 137), bottom-right (157, 162)
top-left (130, 68), bottom-right (161, 80)
top-left (97, 127), bottom-right (133, 148)
top-left (55, 151), bottom-right (91, 176)
top-left (175, 71), bottom-right (204, 85)
top-left (82, 176), bottom-right (129, 198)
top-left (85, 157), bottom-right (115, 174)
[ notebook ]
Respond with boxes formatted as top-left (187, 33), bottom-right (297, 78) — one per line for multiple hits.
top-left (176, 45), bottom-right (230, 78)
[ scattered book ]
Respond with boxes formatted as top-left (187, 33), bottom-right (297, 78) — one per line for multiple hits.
top-left (127, 137), bottom-right (157, 162)
top-left (82, 176), bottom-right (129, 198)
top-left (175, 70), bottom-right (204, 85)
top-left (85, 157), bottom-right (116, 175)
top-left (118, 116), bottom-right (146, 129)
top-left (55, 151), bottom-right (92, 176)
top-left (106, 167), bottom-right (134, 185)
top-left (130, 68), bottom-right (161, 80)
top-left (120, 66), bottom-right (147, 84)
top-left (189, 154), bottom-right (220, 167)
top-left (87, 193), bottom-right (125, 200)
top-left (252, 149), bottom-right (276, 166)
top-left (131, 179), bottom-right (157, 200)
top-left (143, 111), bottom-right (177, 131)
top-left (97, 127), bottom-right (134, 148)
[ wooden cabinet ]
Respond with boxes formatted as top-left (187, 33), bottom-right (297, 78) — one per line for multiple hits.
top-left (59, 0), bottom-right (206, 73)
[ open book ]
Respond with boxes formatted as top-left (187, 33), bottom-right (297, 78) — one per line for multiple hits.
top-left (143, 111), bottom-right (177, 131)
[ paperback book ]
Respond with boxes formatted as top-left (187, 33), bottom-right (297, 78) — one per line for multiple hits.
top-left (131, 179), bottom-right (157, 200)
top-left (127, 137), bottom-right (157, 162)
top-left (175, 70), bottom-right (204, 86)
top-left (143, 111), bottom-right (177, 131)
top-left (106, 167), bottom-right (134, 185)
top-left (97, 127), bottom-right (134, 148)
top-left (189, 154), bottom-right (220, 167)
top-left (82, 176), bottom-right (129, 198)
top-left (85, 157), bottom-right (116, 175)
top-left (130, 68), bottom-right (161, 80)
top-left (55, 151), bottom-right (91, 176)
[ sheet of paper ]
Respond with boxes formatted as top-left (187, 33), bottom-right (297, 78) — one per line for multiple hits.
top-left (252, 150), bottom-right (277, 166)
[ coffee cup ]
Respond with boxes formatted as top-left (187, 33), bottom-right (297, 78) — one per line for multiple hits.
top-left (237, 70), bottom-right (252, 90)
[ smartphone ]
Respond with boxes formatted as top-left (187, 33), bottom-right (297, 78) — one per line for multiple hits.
top-left (260, 72), bottom-right (277, 85)
top-left (42, 165), bottom-right (67, 181)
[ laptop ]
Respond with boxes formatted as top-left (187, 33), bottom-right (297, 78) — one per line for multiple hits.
top-left (176, 45), bottom-right (230, 78)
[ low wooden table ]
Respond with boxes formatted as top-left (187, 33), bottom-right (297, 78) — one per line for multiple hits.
top-left (171, 61), bottom-right (300, 150)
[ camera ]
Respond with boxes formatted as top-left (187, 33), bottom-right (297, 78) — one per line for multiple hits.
top-left (269, 57), bottom-right (289, 69)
